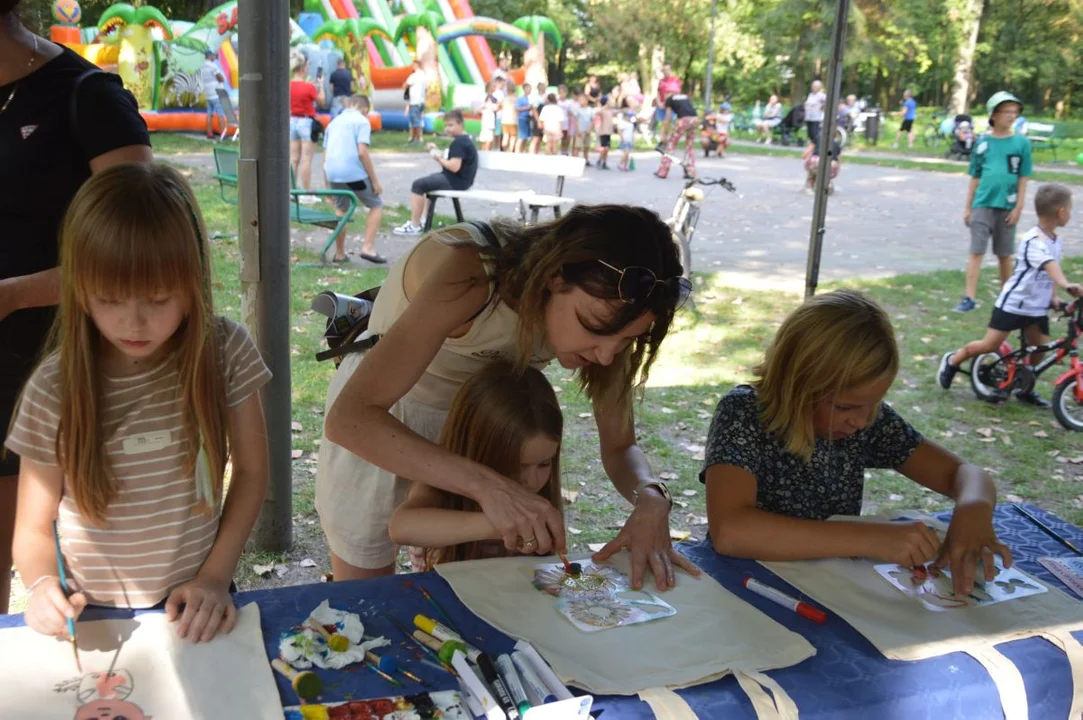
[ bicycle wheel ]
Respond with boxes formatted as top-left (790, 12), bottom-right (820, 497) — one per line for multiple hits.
top-left (970, 352), bottom-right (1011, 402)
top-left (922, 124), bottom-right (939, 148)
top-left (676, 205), bottom-right (699, 279)
top-left (1053, 377), bottom-right (1083, 431)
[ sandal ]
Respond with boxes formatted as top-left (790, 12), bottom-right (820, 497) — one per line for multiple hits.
top-left (360, 252), bottom-right (388, 264)
top-left (331, 255), bottom-right (349, 264)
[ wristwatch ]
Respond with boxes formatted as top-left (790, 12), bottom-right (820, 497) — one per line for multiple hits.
top-left (633, 481), bottom-right (672, 509)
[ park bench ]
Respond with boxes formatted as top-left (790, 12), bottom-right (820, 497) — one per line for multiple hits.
top-left (212, 146), bottom-right (357, 263)
top-left (422, 151), bottom-right (585, 232)
top-left (1026, 122), bottom-right (1063, 162)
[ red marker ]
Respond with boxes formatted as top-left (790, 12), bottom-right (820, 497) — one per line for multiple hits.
top-left (743, 577), bottom-right (827, 624)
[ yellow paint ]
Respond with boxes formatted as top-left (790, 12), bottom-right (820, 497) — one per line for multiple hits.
top-left (299, 705), bottom-right (330, 720)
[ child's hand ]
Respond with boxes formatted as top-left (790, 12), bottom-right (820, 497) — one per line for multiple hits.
top-left (963, 208), bottom-right (972, 226)
top-left (1006, 207), bottom-right (1022, 226)
top-left (165, 577), bottom-right (237, 644)
top-left (932, 503), bottom-right (1011, 596)
top-left (868, 521), bottom-right (941, 567)
top-left (1066, 284), bottom-right (1082, 298)
top-left (25, 576), bottom-right (87, 639)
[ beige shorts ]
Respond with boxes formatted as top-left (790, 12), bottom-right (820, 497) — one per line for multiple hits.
top-left (315, 352), bottom-right (449, 569)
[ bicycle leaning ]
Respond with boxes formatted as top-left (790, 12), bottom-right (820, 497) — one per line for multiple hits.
top-left (656, 149), bottom-right (738, 280)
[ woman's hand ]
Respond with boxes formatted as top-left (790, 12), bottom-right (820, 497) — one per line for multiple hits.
top-left (932, 503), bottom-right (1011, 596)
top-left (25, 576), bottom-right (86, 639)
top-left (475, 474), bottom-right (565, 556)
top-left (867, 520), bottom-right (942, 567)
top-left (165, 576), bottom-right (237, 644)
top-left (592, 491), bottom-right (701, 591)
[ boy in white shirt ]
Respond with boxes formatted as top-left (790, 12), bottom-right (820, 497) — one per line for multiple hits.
top-left (939, 184), bottom-right (1080, 405)
top-left (616, 111), bottom-right (636, 171)
top-left (200, 50), bottom-right (226, 139)
top-left (538, 93), bottom-right (564, 155)
top-left (572, 91), bottom-right (594, 165)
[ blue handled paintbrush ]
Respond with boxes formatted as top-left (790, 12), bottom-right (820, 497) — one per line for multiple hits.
top-left (53, 520), bottom-right (81, 672)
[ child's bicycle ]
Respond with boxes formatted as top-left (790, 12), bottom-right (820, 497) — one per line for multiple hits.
top-left (968, 300), bottom-right (1083, 430)
top-left (656, 148), bottom-right (738, 280)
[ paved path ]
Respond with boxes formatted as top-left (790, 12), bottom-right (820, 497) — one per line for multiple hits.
top-left (165, 147), bottom-right (1082, 293)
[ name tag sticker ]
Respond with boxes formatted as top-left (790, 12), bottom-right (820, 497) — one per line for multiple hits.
top-left (122, 430), bottom-right (172, 455)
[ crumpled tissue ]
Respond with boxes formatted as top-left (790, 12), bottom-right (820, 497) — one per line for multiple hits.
top-left (279, 600), bottom-right (389, 670)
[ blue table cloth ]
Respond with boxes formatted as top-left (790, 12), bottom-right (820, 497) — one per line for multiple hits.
top-left (3, 503), bottom-right (1082, 718)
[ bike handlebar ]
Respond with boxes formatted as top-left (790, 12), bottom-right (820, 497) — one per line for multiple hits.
top-left (689, 176), bottom-right (738, 193)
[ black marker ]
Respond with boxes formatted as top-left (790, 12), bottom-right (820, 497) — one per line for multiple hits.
top-left (477, 653), bottom-right (520, 719)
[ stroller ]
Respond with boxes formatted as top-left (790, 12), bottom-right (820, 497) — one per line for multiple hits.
top-left (773, 105), bottom-right (806, 146)
top-left (945, 113), bottom-right (974, 161)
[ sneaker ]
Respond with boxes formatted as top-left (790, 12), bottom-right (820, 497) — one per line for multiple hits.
top-left (392, 222), bottom-right (422, 236)
top-left (937, 352), bottom-right (960, 389)
top-left (1015, 389), bottom-right (1051, 408)
top-left (953, 296), bottom-right (977, 312)
top-left (297, 194), bottom-right (319, 205)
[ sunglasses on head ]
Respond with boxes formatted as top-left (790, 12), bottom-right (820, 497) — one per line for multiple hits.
top-left (597, 260), bottom-right (692, 309)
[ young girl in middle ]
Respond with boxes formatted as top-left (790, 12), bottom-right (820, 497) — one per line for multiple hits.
top-left (389, 361), bottom-right (563, 569)
top-left (701, 290), bottom-right (1011, 598)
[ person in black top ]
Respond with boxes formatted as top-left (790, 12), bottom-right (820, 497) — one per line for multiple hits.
top-left (329, 58), bottom-right (353, 118)
top-left (392, 109), bottom-right (478, 236)
top-left (0, 0), bottom-right (151, 613)
top-left (655, 92), bottom-right (699, 179)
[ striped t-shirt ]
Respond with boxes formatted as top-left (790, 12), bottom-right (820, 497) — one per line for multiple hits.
top-left (6, 317), bottom-right (271, 608)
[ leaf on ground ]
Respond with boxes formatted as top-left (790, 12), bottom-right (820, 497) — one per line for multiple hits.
top-left (1049, 449), bottom-right (1061, 457)
top-left (274, 565), bottom-right (289, 577)
top-left (976, 428), bottom-right (993, 438)
top-left (561, 489), bottom-right (579, 504)
top-left (939, 431), bottom-right (954, 438)
top-left (567, 526), bottom-right (582, 535)
top-left (291, 422), bottom-right (303, 432)
top-left (1028, 421), bottom-right (1042, 426)
top-left (697, 410), bottom-right (712, 419)
top-left (673, 500), bottom-right (688, 509)
top-left (291, 449), bottom-right (303, 459)
top-left (587, 543), bottom-right (606, 553)
top-left (552, 385), bottom-right (562, 393)
top-left (659, 472), bottom-right (678, 481)
top-left (1001, 435), bottom-right (1012, 445)
top-left (1034, 430), bottom-right (1050, 438)
top-left (911, 406), bottom-right (923, 414)
top-left (979, 437), bottom-right (997, 443)
top-left (889, 493), bottom-right (903, 501)
top-left (1005, 494), bottom-right (1024, 503)
top-left (577, 413), bottom-right (592, 419)
top-left (681, 489), bottom-right (698, 497)
top-left (686, 514), bottom-right (708, 526)
top-left (252, 564), bottom-right (275, 576)
top-left (670, 529), bottom-right (692, 541)
top-left (299, 558), bottom-right (317, 568)
top-left (701, 397), bottom-right (716, 406)
top-left (1070, 457), bottom-right (1083, 465)
top-left (920, 336), bottom-right (934, 344)
top-left (661, 407), bottom-right (676, 414)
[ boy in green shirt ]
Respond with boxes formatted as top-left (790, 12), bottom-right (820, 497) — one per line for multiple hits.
top-left (955, 91), bottom-right (1033, 312)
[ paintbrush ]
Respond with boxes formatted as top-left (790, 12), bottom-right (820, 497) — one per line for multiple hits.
top-left (53, 520), bottom-right (80, 673)
top-left (415, 584), bottom-right (459, 634)
top-left (1014, 503), bottom-right (1083, 555)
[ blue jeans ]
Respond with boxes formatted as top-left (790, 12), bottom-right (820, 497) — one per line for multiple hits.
top-left (206, 96), bottom-right (225, 121)
top-left (408, 104), bottom-right (423, 129)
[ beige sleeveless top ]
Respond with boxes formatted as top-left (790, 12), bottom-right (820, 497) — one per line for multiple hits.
top-left (369, 223), bottom-right (555, 409)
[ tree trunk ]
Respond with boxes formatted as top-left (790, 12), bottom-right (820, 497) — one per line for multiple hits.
top-left (949, 0), bottom-right (984, 114)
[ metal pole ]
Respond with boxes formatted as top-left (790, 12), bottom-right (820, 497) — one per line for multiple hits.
top-left (239, 0), bottom-right (293, 551)
top-left (704, 0), bottom-right (718, 111)
top-left (804, 0), bottom-right (850, 299)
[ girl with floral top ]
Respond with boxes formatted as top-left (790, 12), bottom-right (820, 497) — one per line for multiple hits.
top-left (701, 290), bottom-right (1011, 597)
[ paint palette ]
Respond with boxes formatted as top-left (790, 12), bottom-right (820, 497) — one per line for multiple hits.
top-left (532, 562), bottom-right (677, 632)
top-left (282, 690), bottom-right (468, 719)
top-left (874, 556), bottom-right (1048, 611)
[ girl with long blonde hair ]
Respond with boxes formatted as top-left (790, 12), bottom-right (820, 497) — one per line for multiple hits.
top-left (7, 164), bottom-right (270, 642)
top-left (702, 290), bottom-right (1010, 598)
top-left (389, 362), bottom-right (564, 569)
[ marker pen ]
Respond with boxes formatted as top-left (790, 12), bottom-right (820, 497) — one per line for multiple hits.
top-left (743, 577), bottom-right (828, 624)
top-left (513, 641), bottom-right (573, 701)
top-left (414, 614), bottom-right (482, 661)
top-left (496, 653), bottom-right (532, 715)
top-left (511, 651), bottom-right (556, 706)
top-left (477, 653), bottom-right (521, 720)
top-left (451, 650), bottom-right (505, 720)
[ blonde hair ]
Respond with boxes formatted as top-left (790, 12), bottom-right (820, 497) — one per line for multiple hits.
top-left (753, 290), bottom-right (898, 460)
top-left (424, 361), bottom-right (563, 568)
top-left (451, 204), bottom-right (683, 413)
top-left (40, 163), bottom-right (227, 525)
top-left (289, 49), bottom-right (307, 75)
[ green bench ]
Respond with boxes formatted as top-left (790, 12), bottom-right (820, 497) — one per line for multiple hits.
top-left (212, 146), bottom-right (357, 263)
top-left (1027, 122), bottom-right (1064, 162)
